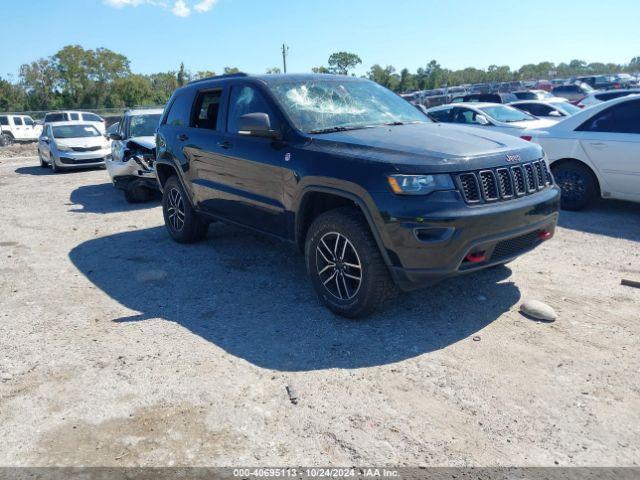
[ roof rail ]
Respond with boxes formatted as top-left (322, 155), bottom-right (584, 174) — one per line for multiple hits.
top-left (188, 72), bottom-right (248, 85)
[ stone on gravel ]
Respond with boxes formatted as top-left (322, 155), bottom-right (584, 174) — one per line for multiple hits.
top-left (520, 299), bottom-right (557, 322)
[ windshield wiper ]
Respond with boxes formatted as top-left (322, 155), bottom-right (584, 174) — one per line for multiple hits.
top-left (308, 125), bottom-right (375, 134)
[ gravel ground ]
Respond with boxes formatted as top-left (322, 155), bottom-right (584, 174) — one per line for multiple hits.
top-left (0, 151), bottom-right (639, 467)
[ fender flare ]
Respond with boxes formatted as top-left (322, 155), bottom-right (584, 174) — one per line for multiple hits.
top-left (295, 185), bottom-right (395, 269)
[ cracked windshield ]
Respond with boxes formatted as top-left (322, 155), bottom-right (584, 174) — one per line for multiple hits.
top-left (268, 79), bottom-right (429, 133)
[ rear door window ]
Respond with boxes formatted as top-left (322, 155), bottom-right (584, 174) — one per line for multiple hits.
top-left (191, 90), bottom-right (223, 130)
top-left (13, 117), bottom-right (23, 126)
top-left (428, 109), bottom-right (452, 122)
top-left (69, 113), bottom-right (80, 121)
top-left (578, 100), bottom-right (640, 134)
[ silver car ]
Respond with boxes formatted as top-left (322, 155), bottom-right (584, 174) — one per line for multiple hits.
top-left (106, 108), bottom-right (163, 203)
top-left (38, 122), bottom-right (111, 173)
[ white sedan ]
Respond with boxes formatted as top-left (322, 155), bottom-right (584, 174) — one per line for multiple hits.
top-left (426, 102), bottom-right (559, 138)
top-left (528, 95), bottom-right (640, 209)
top-left (510, 100), bottom-right (582, 120)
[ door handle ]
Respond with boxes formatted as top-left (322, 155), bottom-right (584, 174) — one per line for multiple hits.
top-left (177, 134), bottom-right (189, 141)
top-left (217, 141), bottom-right (231, 149)
top-left (589, 142), bottom-right (607, 149)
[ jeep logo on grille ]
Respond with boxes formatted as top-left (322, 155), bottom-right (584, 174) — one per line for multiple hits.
top-left (506, 154), bottom-right (521, 163)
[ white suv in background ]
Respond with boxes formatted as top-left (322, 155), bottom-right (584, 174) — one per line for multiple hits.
top-left (43, 111), bottom-right (106, 134)
top-left (0, 114), bottom-right (42, 144)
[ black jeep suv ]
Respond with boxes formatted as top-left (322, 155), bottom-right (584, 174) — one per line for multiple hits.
top-left (156, 73), bottom-right (560, 318)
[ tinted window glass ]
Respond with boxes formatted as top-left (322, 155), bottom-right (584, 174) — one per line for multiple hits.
top-left (24, 117), bottom-right (35, 126)
top-left (514, 92), bottom-right (536, 100)
top-left (578, 100), bottom-right (640, 134)
top-left (82, 113), bottom-right (102, 122)
top-left (45, 113), bottom-right (67, 122)
top-left (0, 116), bottom-right (8, 126)
top-left (429, 109), bottom-right (452, 122)
top-left (13, 117), bottom-right (23, 126)
top-left (165, 93), bottom-right (193, 127)
top-left (227, 86), bottom-right (278, 133)
top-left (452, 108), bottom-right (480, 124)
top-left (192, 90), bottom-right (223, 130)
top-left (69, 113), bottom-right (80, 120)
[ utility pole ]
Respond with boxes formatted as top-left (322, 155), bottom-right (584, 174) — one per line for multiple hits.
top-left (281, 44), bottom-right (289, 74)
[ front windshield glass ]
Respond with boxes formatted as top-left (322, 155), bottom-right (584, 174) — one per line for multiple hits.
top-left (129, 114), bottom-right (162, 138)
top-left (267, 79), bottom-right (429, 133)
top-left (52, 125), bottom-right (100, 138)
top-left (479, 105), bottom-right (535, 123)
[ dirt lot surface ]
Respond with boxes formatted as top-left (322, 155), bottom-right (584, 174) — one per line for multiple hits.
top-left (1, 149), bottom-right (639, 467)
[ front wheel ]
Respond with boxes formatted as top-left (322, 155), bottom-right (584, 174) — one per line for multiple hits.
top-left (162, 176), bottom-right (208, 243)
top-left (305, 207), bottom-right (397, 319)
top-left (50, 155), bottom-right (61, 173)
top-left (552, 162), bottom-right (597, 210)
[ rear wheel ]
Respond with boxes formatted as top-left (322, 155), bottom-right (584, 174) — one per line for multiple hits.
top-left (552, 161), bottom-right (597, 210)
top-left (162, 176), bottom-right (208, 243)
top-left (305, 207), bottom-right (397, 318)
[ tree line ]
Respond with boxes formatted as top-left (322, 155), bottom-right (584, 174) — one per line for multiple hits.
top-left (1, 45), bottom-right (639, 113)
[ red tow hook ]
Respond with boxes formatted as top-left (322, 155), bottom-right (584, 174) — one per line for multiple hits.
top-left (538, 230), bottom-right (553, 241)
top-left (465, 251), bottom-right (487, 263)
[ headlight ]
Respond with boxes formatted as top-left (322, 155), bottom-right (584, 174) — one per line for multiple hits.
top-left (56, 143), bottom-right (72, 152)
top-left (387, 174), bottom-right (454, 195)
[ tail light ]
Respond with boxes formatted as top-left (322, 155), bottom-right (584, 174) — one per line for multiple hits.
top-left (520, 135), bottom-right (532, 141)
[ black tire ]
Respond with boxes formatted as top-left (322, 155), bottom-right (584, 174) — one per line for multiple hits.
top-left (39, 150), bottom-right (47, 168)
top-left (305, 207), bottom-right (397, 319)
top-left (552, 161), bottom-right (597, 211)
top-left (50, 155), bottom-right (62, 173)
top-left (124, 181), bottom-right (153, 203)
top-left (162, 176), bottom-right (208, 243)
top-left (1, 134), bottom-right (14, 146)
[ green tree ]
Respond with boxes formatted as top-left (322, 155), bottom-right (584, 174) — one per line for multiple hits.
top-left (193, 71), bottom-right (217, 80)
top-left (328, 52), bottom-right (362, 75)
top-left (265, 67), bottom-right (281, 74)
top-left (367, 65), bottom-right (400, 91)
top-left (0, 77), bottom-right (26, 111)
top-left (311, 66), bottom-right (331, 74)
top-left (223, 67), bottom-right (241, 74)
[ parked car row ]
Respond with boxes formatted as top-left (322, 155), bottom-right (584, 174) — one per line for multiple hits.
top-left (15, 74), bottom-right (640, 317)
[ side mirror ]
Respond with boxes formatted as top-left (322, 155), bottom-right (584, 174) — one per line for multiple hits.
top-left (476, 114), bottom-right (491, 126)
top-left (237, 113), bottom-right (280, 139)
top-left (109, 132), bottom-right (123, 141)
top-left (549, 110), bottom-right (562, 117)
top-left (41, 136), bottom-right (49, 143)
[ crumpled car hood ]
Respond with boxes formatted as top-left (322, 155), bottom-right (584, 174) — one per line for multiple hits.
top-left (305, 122), bottom-right (543, 172)
top-left (127, 136), bottom-right (155, 151)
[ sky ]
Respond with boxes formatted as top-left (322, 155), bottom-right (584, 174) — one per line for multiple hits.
top-left (1, 0), bottom-right (640, 80)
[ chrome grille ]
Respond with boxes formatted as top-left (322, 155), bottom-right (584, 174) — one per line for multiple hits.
top-left (456, 159), bottom-right (552, 204)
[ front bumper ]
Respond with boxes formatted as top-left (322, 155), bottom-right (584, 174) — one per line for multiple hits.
top-left (53, 149), bottom-right (110, 168)
top-left (105, 157), bottom-right (157, 190)
top-left (374, 186), bottom-right (561, 290)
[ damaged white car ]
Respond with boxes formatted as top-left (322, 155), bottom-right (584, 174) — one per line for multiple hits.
top-left (106, 108), bottom-right (163, 203)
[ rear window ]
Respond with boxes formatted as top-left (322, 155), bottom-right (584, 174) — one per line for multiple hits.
top-left (82, 113), bottom-right (103, 122)
top-left (13, 117), bottom-right (23, 126)
top-left (70, 113), bottom-right (80, 120)
top-left (595, 91), bottom-right (636, 102)
top-left (0, 116), bottom-right (8, 126)
top-left (45, 113), bottom-right (67, 123)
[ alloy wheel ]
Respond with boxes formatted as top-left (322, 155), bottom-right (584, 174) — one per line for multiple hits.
top-left (167, 187), bottom-right (185, 232)
top-left (316, 232), bottom-right (363, 301)
top-left (554, 169), bottom-right (586, 202)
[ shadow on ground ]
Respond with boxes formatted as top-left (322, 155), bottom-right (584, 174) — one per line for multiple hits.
top-left (558, 199), bottom-right (640, 242)
top-left (69, 183), bottom-right (160, 214)
top-left (14, 166), bottom-right (52, 176)
top-left (69, 224), bottom-right (520, 371)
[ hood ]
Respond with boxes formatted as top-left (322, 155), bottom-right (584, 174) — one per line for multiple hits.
top-left (507, 118), bottom-right (559, 130)
top-left (55, 136), bottom-right (109, 149)
top-left (306, 123), bottom-right (543, 172)
top-left (126, 136), bottom-right (156, 151)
